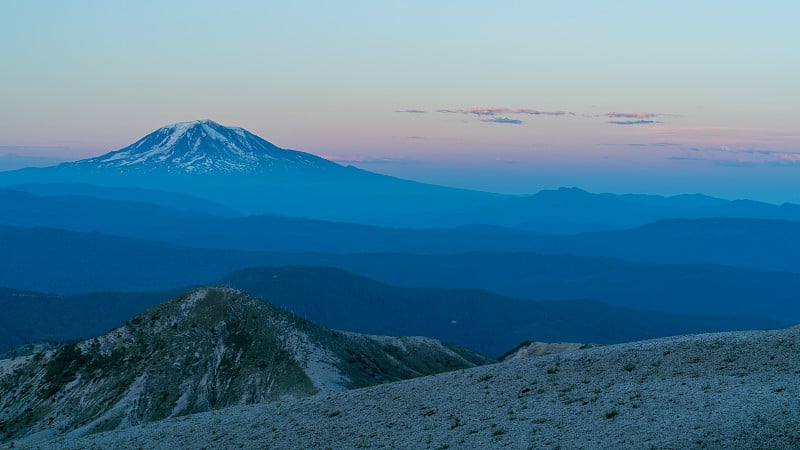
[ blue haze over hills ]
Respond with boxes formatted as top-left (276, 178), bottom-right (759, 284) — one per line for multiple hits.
top-left (3, 120), bottom-right (800, 230)
top-left (1, 120), bottom-right (798, 358)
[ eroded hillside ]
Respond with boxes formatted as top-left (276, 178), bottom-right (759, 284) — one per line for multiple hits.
top-left (30, 326), bottom-right (800, 450)
top-left (0, 287), bottom-right (488, 444)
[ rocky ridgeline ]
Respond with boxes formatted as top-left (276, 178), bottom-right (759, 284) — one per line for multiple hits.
top-left (0, 287), bottom-right (488, 445)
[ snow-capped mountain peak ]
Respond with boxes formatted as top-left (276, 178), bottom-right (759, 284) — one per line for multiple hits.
top-left (69, 120), bottom-right (335, 174)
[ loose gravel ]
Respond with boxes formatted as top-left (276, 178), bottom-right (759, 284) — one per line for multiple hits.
top-left (18, 326), bottom-right (800, 450)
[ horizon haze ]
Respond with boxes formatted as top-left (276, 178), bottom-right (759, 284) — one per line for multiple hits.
top-left (2, 1), bottom-right (799, 202)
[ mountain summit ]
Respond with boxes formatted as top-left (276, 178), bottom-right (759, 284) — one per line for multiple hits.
top-left (0, 287), bottom-right (488, 442)
top-left (67, 120), bottom-right (336, 174)
top-left (0, 120), bottom-right (498, 222)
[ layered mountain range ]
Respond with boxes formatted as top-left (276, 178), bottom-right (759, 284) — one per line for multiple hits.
top-left (1, 120), bottom-right (799, 448)
top-left (1, 120), bottom-right (798, 355)
top-left (1, 267), bottom-right (781, 359)
top-left (2, 120), bottom-right (800, 228)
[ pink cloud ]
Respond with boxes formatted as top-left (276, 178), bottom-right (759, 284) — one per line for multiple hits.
top-left (778, 153), bottom-right (800, 163)
top-left (516, 109), bottom-right (570, 116)
top-left (463, 107), bottom-right (513, 116)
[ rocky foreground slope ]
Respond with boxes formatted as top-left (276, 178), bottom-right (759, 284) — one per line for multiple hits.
top-left (0, 287), bottom-right (488, 445)
top-left (28, 326), bottom-right (800, 450)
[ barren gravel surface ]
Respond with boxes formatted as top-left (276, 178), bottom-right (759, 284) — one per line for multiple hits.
top-left (21, 326), bottom-right (800, 450)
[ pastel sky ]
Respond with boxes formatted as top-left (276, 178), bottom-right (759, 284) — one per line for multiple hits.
top-left (1, 1), bottom-right (799, 202)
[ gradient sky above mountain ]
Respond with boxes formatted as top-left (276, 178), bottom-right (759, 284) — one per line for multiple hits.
top-left (1, 1), bottom-right (798, 201)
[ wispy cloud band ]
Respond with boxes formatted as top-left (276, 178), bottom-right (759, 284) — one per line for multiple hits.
top-left (605, 112), bottom-right (659, 119)
top-left (439, 107), bottom-right (572, 116)
top-left (404, 107), bottom-right (677, 126)
top-left (608, 119), bottom-right (660, 125)
top-left (669, 150), bottom-right (800, 166)
top-left (480, 117), bottom-right (523, 124)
